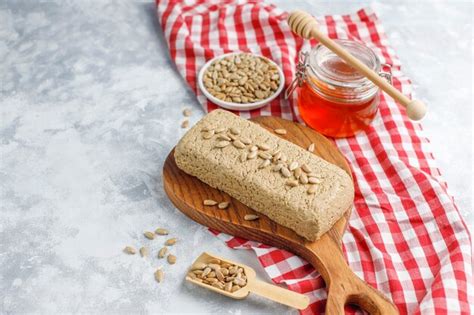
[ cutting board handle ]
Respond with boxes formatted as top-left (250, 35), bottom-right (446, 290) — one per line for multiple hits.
top-left (305, 234), bottom-right (399, 314)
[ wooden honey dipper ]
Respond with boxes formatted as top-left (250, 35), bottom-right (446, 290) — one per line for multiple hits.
top-left (288, 10), bottom-right (427, 121)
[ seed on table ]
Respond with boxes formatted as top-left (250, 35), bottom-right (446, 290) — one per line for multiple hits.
top-left (307, 143), bottom-right (315, 152)
top-left (183, 108), bottom-right (192, 117)
top-left (181, 120), bottom-right (189, 128)
top-left (274, 128), bottom-right (287, 135)
top-left (218, 201), bottom-right (230, 209)
top-left (144, 231), bottom-right (155, 240)
top-left (139, 247), bottom-right (148, 257)
top-left (155, 269), bottom-right (164, 283)
top-left (167, 254), bottom-right (177, 265)
top-left (158, 247), bottom-right (168, 258)
top-left (123, 246), bottom-right (136, 255)
top-left (155, 228), bottom-right (169, 235)
top-left (244, 214), bottom-right (259, 221)
top-left (165, 238), bottom-right (177, 246)
top-left (203, 199), bottom-right (218, 206)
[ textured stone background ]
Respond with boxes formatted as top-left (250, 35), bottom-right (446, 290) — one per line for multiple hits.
top-left (1, 1), bottom-right (472, 314)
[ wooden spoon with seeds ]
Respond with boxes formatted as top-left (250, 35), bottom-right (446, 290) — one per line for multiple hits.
top-left (186, 252), bottom-right (309, 310)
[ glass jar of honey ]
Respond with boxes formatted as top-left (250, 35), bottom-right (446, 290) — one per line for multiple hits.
top-left (288, 40), bottom-right (385, 138)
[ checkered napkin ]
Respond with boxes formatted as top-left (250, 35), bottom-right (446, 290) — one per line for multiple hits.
top-left (156, 1), bottom-right (473, 313)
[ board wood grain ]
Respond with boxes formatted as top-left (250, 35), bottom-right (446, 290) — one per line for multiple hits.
top-left (163, 116), bottom-right (398, 314)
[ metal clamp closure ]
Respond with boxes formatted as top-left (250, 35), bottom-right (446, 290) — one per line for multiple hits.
top-left (284, 51), bottom-right (309, 99)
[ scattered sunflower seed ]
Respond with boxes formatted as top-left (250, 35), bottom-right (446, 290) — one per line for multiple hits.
top-left (144, 231), bottom-right (155, 240)
top-left (203, 199), bottom-right (218, 206)
top-left (307, 143), bottom-right (315, 152)
top-left (218, 202), bottom-right (230, 209)
top-left (244, 214), bottom-right (259, 221)
top-left (167, 254), bottom-right (177, 265)
top-left (155, 228), bottom-right (169, 235)
top-left (181, 120), bottom-right (189, 128)
top-left (183, 108), bottom-right (192, 117)
top-left (123, 246), bottom-right (136, 255)
top-left (139, 247), bottom-right (148, 257)
top-left (165, 238), bottom-right (177, 246)
top-left (274, 128), bottom-right (287, 135)
top-left (155, 268), bottom-right (164, 283)
top-left (158, 247), bottom-right (168, 258)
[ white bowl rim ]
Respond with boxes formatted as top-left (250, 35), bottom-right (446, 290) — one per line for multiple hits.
top-left (197, 52), bottom-right (285, 111)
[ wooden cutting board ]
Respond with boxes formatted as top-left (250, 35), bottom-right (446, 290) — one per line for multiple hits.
top-left (163, 116), bottom-right (398, 314)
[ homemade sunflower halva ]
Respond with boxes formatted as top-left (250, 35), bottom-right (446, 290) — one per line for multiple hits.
top-left (174, 110), bottom-right (354, 241)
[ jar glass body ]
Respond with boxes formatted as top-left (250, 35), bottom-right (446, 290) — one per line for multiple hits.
top-left (297, 40), bottom-right (381, 138)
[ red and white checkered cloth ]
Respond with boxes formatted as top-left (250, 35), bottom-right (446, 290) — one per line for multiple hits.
top-left (156, 1), bottom-right (473, 314)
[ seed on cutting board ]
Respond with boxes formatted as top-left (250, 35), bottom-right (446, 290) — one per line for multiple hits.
top-left (181, 120), bottom-right (189, 128)
top-left (218, 201), bottom-right (230, 209)
top-left (289, 161), bottom-right (299, 171)
top-left (139, 247), bottom-right (148, 257)
top-left (203, 199), bottom-right (218, 206)
top-left (123, 246), bottom-right (136, 255)
top-left (183, 108), bottom-right (192, 117)
top-left (165, 238), bottom-right (177, 246)
top-left (158, 247), bottom-right (168, 258)
top-left (244, 214), bottom-right (259, 221)
top-left (215, 140), bottom-right (230, 148)
top-left (155, 228), bottom-right (169, 235)
top-left (232, 140), bottom-right (246, 149)
top-left (307, 185), bottom-right (317, 194)
top-left (307, 143), bottom-right (315, 152)
top-left (274, 128), bottom-right (287, 135)
top-left (144, 231), bottom-right (155, 240)
top-left (167, 254), bottom-right (177, 265)
top-left (155, 269), bottom-right (164, 283)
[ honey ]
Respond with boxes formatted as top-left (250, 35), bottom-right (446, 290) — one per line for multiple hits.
top-left (293, 40), bottom-right (383, 138)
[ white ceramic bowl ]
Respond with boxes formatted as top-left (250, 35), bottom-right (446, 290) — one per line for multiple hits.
top-left (197, 52), bottom-right (285, 111)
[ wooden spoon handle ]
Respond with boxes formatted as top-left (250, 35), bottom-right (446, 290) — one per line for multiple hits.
top-left (248, 279), bottom-right (310, 310)
top-left (287, 10), bottom-right (427, 121)
top-left (304, 234), bottom-right (399, 314)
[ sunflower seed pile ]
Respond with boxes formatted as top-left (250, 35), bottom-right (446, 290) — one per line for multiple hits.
top-left (187, 257), bottom-right (247, 293)
top-left (200, 126), bottom-right (324, 194)
top-left (123, 227), bottom-right (178, 284)
top-left (203, 53), bottom-right (281, 104)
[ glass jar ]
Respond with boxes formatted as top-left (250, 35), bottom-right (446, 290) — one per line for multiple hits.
top-left (290, 40), bottom-right (385, 138)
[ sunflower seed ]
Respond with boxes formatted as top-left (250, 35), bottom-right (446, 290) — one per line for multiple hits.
top-left (239, 152), bottom-right (247, 162)
top-left (165, 238), bottom-right (177, 246)
top-left (286, 179), bottom-right (298, 187)
top-left (259, 159), bottom-right (271, 169)
top-left (144, 231), bottom-right (155, 240)
top-left (272, 164), bottom-right (283, 172)
top-left (257, 143), bottom-right (270, 151)
top-left (123, 246), bottom-right (136, 255)
top-left (203, 199), bottom-right (218, 206)
top-left (240, 137), bottom-right (252, 145)
top-left (289, 161), bottom-right (299, 171)
top-left (225, 282), bottom-right (233, 292)
top-left (158, 247), bottom-right (168, 258)
top-left (208, 258), bottom-right (221, 264)
top-left (308, 177), bottom-right (322, 184)
top-left (258, 151), bottom-right (272, 160)
top-left (215, 127), bottom-right (226, 133)
top-left (294, 167), bottom-right (302, 178)
top-left (181, 120), bottom-right (189, 128)
top-left (215, 140), bottom-right (230, 148)
top-left (139, 247), bottom-right (148, 257)
top-left (233, 278), bottom-right (246, 286)
top-left (300, 173), bottom-right (309, 184)
top-left (202, 267), bottom-right (212, 277)
top-left (232, 140), bottom-right (246, 149)
top-left (167, 254), bottom-right (177, 264)
top-left (155, 268), bottom-right (164, 283)
top-left (155, 228), bottom-right (169, 235)
top-left (301, 164), bottom-right (312, 173)
top-left (218, 201), bottom-right (230, 209)
top-left (244, 214), bottom-right (259, 221)
top-left (183, 108), bottom-right (192, 117)
top-left (281, 167), bottom-right (291, 178)
top-left (202, 130), bottom-right (215, 139)
top-left (187, 272), bottom-right (197, 279)
top-left (307, 185), bottom-right (317, 194)
top-left (247, 150), bottom-right (258, 159)
top-left (217, 134), bottom-right (231, 141)
top-left (201, 126), bottom-right (213, 132)
top-left (193, 262), bottom-right (207, 270)
top-left (230, 127), bottom-right (240, 135)
top-left (307, 143), bottom-right (315, 152)
top-left (249, 145), bottom-right (258, 152)
top-left (274, 128), bottom-right (287, 135)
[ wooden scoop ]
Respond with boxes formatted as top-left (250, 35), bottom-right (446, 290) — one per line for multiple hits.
top-left (185, 252), bottom-right (310, 310)
top-left (287, 10), bottom-right (427, 121)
